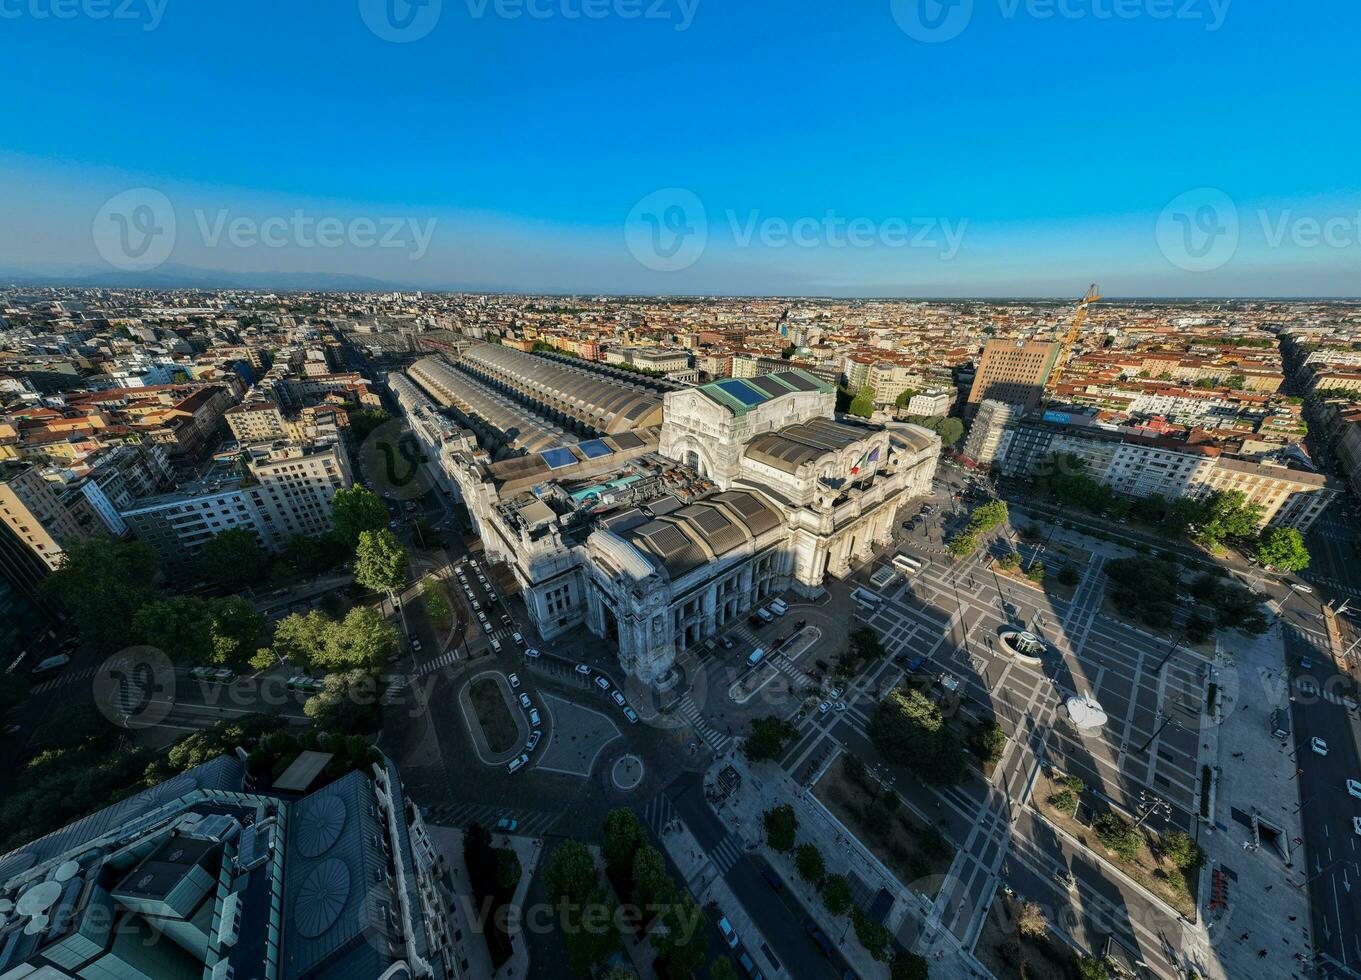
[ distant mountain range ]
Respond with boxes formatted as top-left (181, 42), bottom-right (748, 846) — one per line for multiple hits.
top-left (0, 263), bottom-right (422, 292)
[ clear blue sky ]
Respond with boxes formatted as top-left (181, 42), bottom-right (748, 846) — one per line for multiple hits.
top-left (2, 0), bottom-right (1358, 296)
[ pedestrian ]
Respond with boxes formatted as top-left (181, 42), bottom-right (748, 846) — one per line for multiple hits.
top-left (1289, 915), bottom-right (1297, 922)
top-left (1259, 949), bottom-right (1268, 959)
top-left (1266, 885), bottom-right (1273, 892)
top-left (1241, 933), bottom-right (1250, 941)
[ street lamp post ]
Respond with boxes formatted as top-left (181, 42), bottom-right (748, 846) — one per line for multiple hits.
top-left (1135, 714), bottom-right (1175, 755)
top-left (1153, 633), bottom-right (1186, 674)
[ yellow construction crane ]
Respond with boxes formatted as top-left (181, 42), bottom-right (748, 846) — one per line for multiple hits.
top-left (1048, 283), bottom-right (1102, 389)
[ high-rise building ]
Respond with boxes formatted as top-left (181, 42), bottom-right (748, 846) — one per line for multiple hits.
top-left (961, 399), bottom-right (1019, 468)
top-left (967, 340), bottom-right (1062, 413)
top-left (0, 462), bottom-right (91, 571)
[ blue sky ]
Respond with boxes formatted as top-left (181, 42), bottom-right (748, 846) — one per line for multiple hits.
top-left (2, 0), bottom-right (1358, 296)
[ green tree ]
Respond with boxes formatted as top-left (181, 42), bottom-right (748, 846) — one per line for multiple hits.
top-left (890, 950), bottom-right (931, 980)
top-left (969, 720), bottom-right (1006, 764)
top-left (271, 610), bottom-right (333, 668)
top-left (1076, 955), bottom-right (1111, 980)
top-left (496, 848), bottom-right (522, 891)
top-left (1254, 526), bottom-right (1311, 572)
top-left (1093, 812), bottom-right (1141, 861)
top-left (331, 485), bottom-right (389, 546)
top-left (821, 873), bottom-right (852, 916)
top-left (1160, 830), bottom-right (1204, 871)
top-left (602, 807), bottom-right (647, 879)
top-left (281, 532), bottom-right (350, 578)
top-left (1026, 561), bottom-right (1046, 583)
top-left (354, 528), bottom-right (409, 596)
top-left (947, 532), bottom-right (979, 558)
top-left (709, 958), bottom-right (739, 980)
top-left (936, 417), bottom-right (964, 448)
top-left (870, 687), bottom-right (965, 785)
top-left (795, 843), bottom-right (826, 885)
top-left (1195, 490), bottom-right (1264, 547)
top-left (303, 669), bottom-right (382, 734)
top-left (763, 804), bottom-right (798, 851)
top-left (744, 715), bottom-right (798, 763)
top-left (545, 840), bottom-right (599, 905)
top-left (40, 536), bottom-right (157, 653)
top-left (193, 528), bottom-right (271, 591)
top-left (968, 500), bottom-right (1009, 534)
top-left (133, 596), bottom-right (263, 667)
top-left (852, 906), bottom-right (892, 960)
top-left (894, 388), bottom-right (920, 409)
top-left (347, 408), bottom-right (393, 445)
top-left (318, 606), bottom-right (399, 670)
top-left (1057, 564), bottom-right (1080, 587)
top-left (631, 844), bottom-right (676, 909)
top-left (653, 894), bottom-right (707, 980)
top-left (848, 385), bottom-right (876, 418)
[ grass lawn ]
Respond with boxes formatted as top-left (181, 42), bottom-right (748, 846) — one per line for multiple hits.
top-left (813, 755), bottom-right (953, 897)
top-left (469, 677), bottom-right (519, 754)
top-left (1033, 772), bottom-right (1197, 918)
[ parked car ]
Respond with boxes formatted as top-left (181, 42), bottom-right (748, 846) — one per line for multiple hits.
top-left (720, 636), bottom-right (735, 650)
top-left (512, 632), bottom-right (524, 645)
top-left (529, 708), bottom-right (541, 726)
top-left (738, 951), bottom-right (763, 980)
top-left (525, 647), bottom-right (542, 658)
top-left (490, 638), bottom-right (502, 653)
top-left (507, 754), bottom-right (529, 774)
top-left (1346, 779), bottom-right (1361, 799)
top-left (717, 916), bottom-right (739, 949)
top-left (574, 663), bottom-right (591, 675)
top-left (594, 676), bottom-right (610, 692)
top-left (1312, 737), bottom-right (1329, 756)
top-left (508, 673), bottom-right (520, 688)
top-left (526, 730), bottom-right (541, 751)
top-left (612, 690), bottom-right (626, 707)
top-left (519, 693), bottom-right (532, 709)
top-left (496, 817), bottom-right (518, 832)
top-left (623, 707), bottom-right (639, 724)
top-left (803, 918), bottom-right (834, 957)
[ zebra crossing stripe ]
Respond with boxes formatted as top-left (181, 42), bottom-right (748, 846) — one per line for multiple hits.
top-left (677, 696), bottom-right (731, 752)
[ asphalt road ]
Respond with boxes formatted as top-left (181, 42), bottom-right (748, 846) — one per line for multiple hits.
top-left (663, 771), bottom-right (856, 980)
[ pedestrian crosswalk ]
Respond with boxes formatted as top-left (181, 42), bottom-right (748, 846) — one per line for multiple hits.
top-left (1294, 677), bottom-right (1356, 707)
top-left (419, 800), bottom-right (560, 837)
top-left (1308, 575), bottom-right (1361, 598)
top-left (642, 792), bottom-right (678, 838)
top-left (415, 648), bottom-right (462, 676)
top-left (676, 693), bottom-right (732, 753)
top-left (711, 833), bottom-right (743, 875)
top-left (31, 666), bottom-right (95, 695)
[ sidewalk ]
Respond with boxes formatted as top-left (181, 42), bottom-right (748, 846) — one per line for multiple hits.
top-left (1192, 619), bottom-right (1313, 980)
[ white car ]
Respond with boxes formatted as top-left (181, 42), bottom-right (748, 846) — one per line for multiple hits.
top-left (612, 690), bottom-right (626, 707)
top-left (574, 663), bottom-right (591, 675)
top-left (512, 632), bottom-right (524, 645)
top-left (1347, 779), bottom-right (1361, 799)
top-left (509, 673), bottom-right (520, 688)
top-left (526, 730), bottom-right (541, 751)
top-left (519, 693), bottom-right (532, 709)
top-left (1312, 737), bottom-right (1329, 756)
top-left (525, 647), bottom-right (542, 659)
top-left (594, 676), bottom-right (610, 692)
top-left (1353, 816), bottom-right (1361, 837)
top-left (623, 707), bottom-right (639, 724)
top-left (1292, 582), bottom-right (1315, 594)
top-left (490, 638), bottom-right (502, 653)
top-left (507, 753), bottom-right (529, 775)
top-left (529, 708), bottom-right (541, 726)
top-left (718, 916), bottom-right (739, 949)
top-left (818, 701), bottom-right (832, 715)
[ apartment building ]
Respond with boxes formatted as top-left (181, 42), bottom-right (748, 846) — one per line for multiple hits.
top-left (225, 400), bottom-right (288, 442)
top-left (907, 389), bottom-right (955, 416)
top-left (967, 340), bottom-right (1062, 413)
top-left (0, 461), bottom-right (91, 570)
top-left (961, 399), bottom-right (1019, 467)
top-left (121, 438), bottom-right (353, 570)
top-left (999, 414), bottom-right (1339, 531)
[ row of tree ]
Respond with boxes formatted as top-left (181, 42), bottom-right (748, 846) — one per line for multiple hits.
top-left (947, 499), bottom-right (1010, 559)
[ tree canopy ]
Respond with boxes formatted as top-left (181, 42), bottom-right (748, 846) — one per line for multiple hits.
top-left (40, 536), bottom-right (157, 652)
top-left (744, 715), bottom-right (798, 763)
top-left (271, 606), bottom-right (398, 671)
top-left (354, 528), bottom-right (409, 595)
top-left (848, 386), bottom-right (876, 418)
top-left (763, 804), bottom-right (798, 851)
top-left (193, 528), bottom-right (270, 592)
top-left (1254, 526), bottom-right (1310, 572)
top-left (869, 686), bottom-right (965, 784)
top-left (133, 595), bottom-right (264, 667)
top-left (331, 485), bottom-right (389, 545)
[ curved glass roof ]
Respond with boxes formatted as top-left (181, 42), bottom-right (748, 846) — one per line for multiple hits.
top-left (461, 344), bottom-right (664, 434)
top-left (408, 357), bottom-right (572, 457)
top-left (615, 489), bottom-right (782, 579)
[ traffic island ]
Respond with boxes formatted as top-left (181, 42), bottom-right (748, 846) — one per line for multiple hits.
top-left (459, 671), bottom-right (526, 765)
